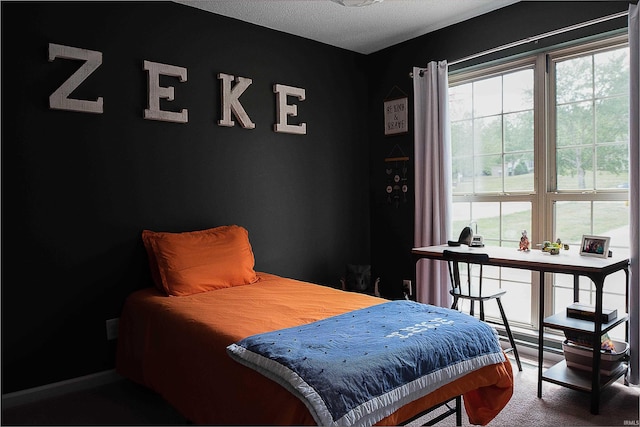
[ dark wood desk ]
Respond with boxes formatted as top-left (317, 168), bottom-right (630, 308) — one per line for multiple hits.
top-left (411, 244), bottom-right (630, 414)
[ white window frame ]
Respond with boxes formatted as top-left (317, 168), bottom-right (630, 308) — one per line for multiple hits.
top-left (448, 34), bottom-right (630, 333)
top-left (545, 35), bottom-right (630, 339)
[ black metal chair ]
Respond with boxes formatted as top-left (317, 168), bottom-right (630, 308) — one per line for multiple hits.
top-left (443, 250), bottom-right (522, 371)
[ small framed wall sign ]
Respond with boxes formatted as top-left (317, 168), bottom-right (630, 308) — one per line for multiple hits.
top-left (579, 235), bottom-right (610, 258)
top-left (384, 97), bottom-right (408, 135)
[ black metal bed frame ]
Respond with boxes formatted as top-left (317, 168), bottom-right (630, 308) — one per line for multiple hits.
top-left (400, 395), bottom-right (462, 426)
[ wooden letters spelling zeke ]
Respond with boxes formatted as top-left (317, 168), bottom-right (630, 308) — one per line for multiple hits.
top-left (48, 43), bottom-right (307, 135)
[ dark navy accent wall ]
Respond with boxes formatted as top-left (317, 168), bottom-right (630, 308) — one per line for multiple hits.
top-left (1, 1), bottom-right (370, 393)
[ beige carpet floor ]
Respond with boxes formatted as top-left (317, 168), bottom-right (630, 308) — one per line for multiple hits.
top-left (413, 358), bottom-right (639, 427)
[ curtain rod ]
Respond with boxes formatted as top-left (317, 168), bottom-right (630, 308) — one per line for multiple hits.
top-left (411, 10), bottom-right (628, 77)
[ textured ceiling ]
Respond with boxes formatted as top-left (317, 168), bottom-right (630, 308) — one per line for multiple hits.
top-left (174, 0), bottom-right (520, 54)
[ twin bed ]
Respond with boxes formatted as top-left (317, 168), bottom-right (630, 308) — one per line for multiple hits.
top-left (116, 225), bottom-right (513, 426)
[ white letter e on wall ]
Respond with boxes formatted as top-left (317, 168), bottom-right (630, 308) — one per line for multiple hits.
top-left (143, 60), bottom-right (188, 123)
top-left (273, 84), bottom-right (306, 135)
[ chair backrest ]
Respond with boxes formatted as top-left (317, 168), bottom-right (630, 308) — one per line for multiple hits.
top-left (442, 250), bottom-right (489, 296)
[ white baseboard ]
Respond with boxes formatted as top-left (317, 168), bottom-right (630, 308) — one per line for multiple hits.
top-left (514, 342), bottom-right (565, 366)
top-left (497, 332), bottom-right (565, 367)
top-left (2, 369), bottom-right (122, 410)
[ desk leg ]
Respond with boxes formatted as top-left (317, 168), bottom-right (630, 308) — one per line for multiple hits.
top-left (538, 271), bottom-right (544, 398)
top-left (590, 277), bottom-right (604, 415)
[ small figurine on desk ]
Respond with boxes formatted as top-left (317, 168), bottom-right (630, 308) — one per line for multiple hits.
top-left (519, 229), bottom-right (530, 251)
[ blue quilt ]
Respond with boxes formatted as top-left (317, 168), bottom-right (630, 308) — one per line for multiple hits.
top-left (227, 300), bottom-right (505, 427)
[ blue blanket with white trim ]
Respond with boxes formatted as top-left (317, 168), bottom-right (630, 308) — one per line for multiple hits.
top-left (227, 300), bottom-right (504, 427)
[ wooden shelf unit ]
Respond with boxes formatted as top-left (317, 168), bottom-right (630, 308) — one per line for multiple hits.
top-left (542, 312), bottom-right (629, 393)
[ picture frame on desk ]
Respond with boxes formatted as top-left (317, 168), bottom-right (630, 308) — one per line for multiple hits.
top-left (580, 235), bottom-right (610, 258)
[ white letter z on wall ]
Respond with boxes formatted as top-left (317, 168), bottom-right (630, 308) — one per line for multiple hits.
top-left (143, 60), bottom-right (188, 123)
top-left (217, 73), bottom-right (255, 129)
top-left (273, 84), bottom-right (306, 135)
top-left (48, 43), bottom-right (103, 114)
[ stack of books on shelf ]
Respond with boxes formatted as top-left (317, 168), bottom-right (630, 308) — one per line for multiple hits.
top-left (562, 303), bottom-right (627, 374)
top-left (564, 330), bottom-right (616, 351)
top-left (564, 303), bottom-right (618, 350)
top-left (566, 302), bottom-right (617, 323)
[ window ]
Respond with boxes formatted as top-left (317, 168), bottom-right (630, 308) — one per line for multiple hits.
top-left (548, 38), bottom-right (630, 340)
top-left (448, 35), bottom-right (630, 340)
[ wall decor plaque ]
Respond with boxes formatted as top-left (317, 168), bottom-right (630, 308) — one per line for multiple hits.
top-left (384, 97), bottom-right (408, 135)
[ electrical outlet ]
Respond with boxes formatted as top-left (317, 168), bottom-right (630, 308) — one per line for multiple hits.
top-left (402, 279), bottom-right (412, 296)
top-left (106, 318), bottom-right (119, 341)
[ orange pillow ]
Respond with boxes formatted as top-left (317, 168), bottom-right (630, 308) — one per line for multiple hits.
top-left (141, 225), bottom-right (259, 296)
top-left (141, 229), bottom-right (165, 292)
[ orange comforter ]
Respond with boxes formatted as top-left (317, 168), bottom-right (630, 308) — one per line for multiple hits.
top-left (116, 273), bottom-right (513, 425)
